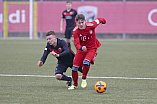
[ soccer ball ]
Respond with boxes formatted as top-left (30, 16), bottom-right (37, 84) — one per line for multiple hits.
top-left (95, 81), bottom-right (107, 93)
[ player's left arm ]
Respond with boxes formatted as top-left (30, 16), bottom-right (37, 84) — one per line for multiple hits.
top-left (73, 10), bottom-right (77, 26)
top-left (96, 18), bottom-right (106, 24)
top-left (92, 18), bottom-right (106, 28)
top-left (60, 11), bottom-right (65, 32)
top-left (74, 9), bottom-right (77, 16)
top-left (58, 40), bottom-right (70, 57)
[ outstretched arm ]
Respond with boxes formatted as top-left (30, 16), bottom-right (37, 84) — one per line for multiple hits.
top-left (37, 61), bottom-right (43, 67)
top-left (91, 18), bottom-right (106, 29)
top-left (96, 18), bottom-right (106, 24)
top-left (37, 45), bottom-right (50, 66)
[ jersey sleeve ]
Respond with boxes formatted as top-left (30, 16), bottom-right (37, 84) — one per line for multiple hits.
top-left (62, 11), bottom-right (65, 19)
top-left (74, 10), bottom-right (77, 16)
top-left (58, 40), bottom-right (70, 57)
top-left (40, 44), bottom-right (50, 64)
top-left (73, 28), bottom-right (82, 50)
top-left (91, 18), bottom-right (106, 29)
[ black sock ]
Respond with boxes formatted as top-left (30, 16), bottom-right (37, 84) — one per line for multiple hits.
top-left (61, 74), bottom-right (71, 81)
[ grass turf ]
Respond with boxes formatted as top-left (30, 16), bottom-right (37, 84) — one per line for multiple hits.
top-left (0, 39), bottom-right (157, 104)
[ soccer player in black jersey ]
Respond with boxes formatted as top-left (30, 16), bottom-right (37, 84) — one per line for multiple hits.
top-left (37, 31), bottom-right (82, 87)
top-left (60, 0), bottom-right (77, 48)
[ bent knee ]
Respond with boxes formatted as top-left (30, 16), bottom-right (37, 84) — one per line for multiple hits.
top-left (83, 59), bottom-right (90, 66)
top-left (55, 74), bottom-right (62, 80)
top-left (72, 66), bottom-right (79, 72)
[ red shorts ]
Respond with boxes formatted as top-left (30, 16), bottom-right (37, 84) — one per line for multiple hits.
top-left (73, 49), bottom-right (98, 67)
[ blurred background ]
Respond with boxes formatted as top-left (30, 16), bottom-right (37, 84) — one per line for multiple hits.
top-left (0, 0), bottom-right (157, 39)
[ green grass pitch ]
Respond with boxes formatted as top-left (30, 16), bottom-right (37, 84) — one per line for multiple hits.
top-left (0, 39), bottom-right (157, 104)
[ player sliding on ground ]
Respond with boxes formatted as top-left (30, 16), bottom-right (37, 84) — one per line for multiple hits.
top-left (68, 14), bottom-right (106, 90)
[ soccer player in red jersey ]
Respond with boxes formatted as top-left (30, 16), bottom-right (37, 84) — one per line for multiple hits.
top-left (68, 14), bottom-right (106, 90)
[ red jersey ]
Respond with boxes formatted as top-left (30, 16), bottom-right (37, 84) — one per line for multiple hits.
top-left (73, 18), bottom-right (106, 50)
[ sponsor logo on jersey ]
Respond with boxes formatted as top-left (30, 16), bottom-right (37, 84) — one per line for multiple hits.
top-left (89, 30), bottom-right (92, 34)
top-left (65, 16), bottom-right (72, 19)
top-left (58, 47), bottom-right (62, 51)
top-left (70, 12), bottom-right (73, 15)
top-left (86, 23), bottom-right (94, 26)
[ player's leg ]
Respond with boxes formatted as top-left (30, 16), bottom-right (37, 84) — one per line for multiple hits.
top-left (70, 30), bottom-right (75, 49)
top-left (81, 49), bottom-right (97, 88)
top-left (65, 29), bottom-right (71, 47)
top-left (55, 63), bottom-right (72, 87)
top-left (82, 49), bottom-right (97, 78)
top-left (68, 51), bottom-right (86, 90)
top-left (91, 49), bottom-right (98, 65)
top-left (81, 59), bottom-right (90, 88)
top-left (72, 50), bottom-right (86, 86)
top-left (68, 66), bottom-right (79, 90)
top-left (82, 59), bottom-right (90, 79)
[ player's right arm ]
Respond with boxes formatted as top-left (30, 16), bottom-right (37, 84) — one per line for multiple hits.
top-left (37, 44), bottom-right (50, 67)
top-left (60, 18), bottom-right (64, 32)
top-left (37, 61), bottom-right (43, 67)
top-left (73, 27), bottom-right (82, 50)
top-left (73, 27), bottom-right (87, 51)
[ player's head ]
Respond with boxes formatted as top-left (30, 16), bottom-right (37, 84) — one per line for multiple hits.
top-left (66, 0), bottom-right (72, 10)
top-left (46, 31), bottom-right (57, 46)
top-left (75, 14), bottom-right (86, 30)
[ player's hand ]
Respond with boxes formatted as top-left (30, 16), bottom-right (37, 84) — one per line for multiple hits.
top-left (51, 51), bottom-right (59, 57)
top-left (101, 18), bottom-right (106, 24)
top-left (98, 18), bottom-right (106, 24)
top-left (82, 46), bottom-right (87, 51)
top-left (37, 61), bottom-right (43, 67)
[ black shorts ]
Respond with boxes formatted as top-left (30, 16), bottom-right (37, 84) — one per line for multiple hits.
top-left (64, 29), bottom-right (73, 39)
top-left (55, 63), bottom-right (72, 75)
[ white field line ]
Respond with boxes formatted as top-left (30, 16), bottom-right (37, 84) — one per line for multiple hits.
top-left (0, 74), bottom-right (157, 80)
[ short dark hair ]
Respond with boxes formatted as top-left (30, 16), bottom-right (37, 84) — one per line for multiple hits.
top-left (46, 31), bottom-right (55, 36)
top-left (75, 14), bottom-right (85, 22)
top-left (66, 0), bottom-right (72, 4)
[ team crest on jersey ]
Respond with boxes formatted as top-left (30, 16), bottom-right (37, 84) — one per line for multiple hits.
top-left (89, 30), bottom-right (92, 34)
top-left (58, 47), bottom-right (62, 51)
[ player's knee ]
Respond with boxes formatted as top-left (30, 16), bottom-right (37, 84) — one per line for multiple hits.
top-left (83, 59), bottom-right (90, 66)
top-left (55, 74), bottom-right (62, 80)
top-left (72, 66), bottom-right (79, 72)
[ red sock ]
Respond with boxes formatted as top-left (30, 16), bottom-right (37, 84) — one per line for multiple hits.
top-left (82, 65), bottom-right (90, 79)
top-left (72, 71), bottom-right (78, 86)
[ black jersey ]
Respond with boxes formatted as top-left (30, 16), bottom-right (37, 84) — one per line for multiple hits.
top-left (40, 38), bottom-right (75, 65)
top-left (62, 9), bottom-right (77, 30)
